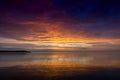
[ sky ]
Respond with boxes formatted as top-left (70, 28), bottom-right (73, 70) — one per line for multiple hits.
top-left (0, 0), bottom-right (120, 50)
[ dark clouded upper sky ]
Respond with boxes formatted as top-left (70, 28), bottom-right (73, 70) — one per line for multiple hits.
top-left (0, 0), bottom-right (120, 50)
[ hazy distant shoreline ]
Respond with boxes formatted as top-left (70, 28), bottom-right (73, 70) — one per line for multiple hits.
top-left (31, 49), bottom-right (120, 52)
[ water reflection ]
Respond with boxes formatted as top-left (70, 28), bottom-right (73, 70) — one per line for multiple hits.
top-left (0, 51), bottom-right (120, 68)
top-left (0, 51), bottom-right (120, 80)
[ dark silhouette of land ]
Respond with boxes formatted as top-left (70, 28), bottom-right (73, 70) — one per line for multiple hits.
top-left (0, 50), bottom-right (30, 55)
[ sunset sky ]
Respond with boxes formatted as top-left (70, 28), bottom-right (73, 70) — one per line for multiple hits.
top-left (0, 0), bottom-right (120, 50)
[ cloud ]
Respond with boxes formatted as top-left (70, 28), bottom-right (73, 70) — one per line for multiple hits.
top-left (0, 0), bottom-right (120, 50)
top-left (0, 19), bottom-right (120, 43)
top-left (86, 42), bottom-right (120, 50)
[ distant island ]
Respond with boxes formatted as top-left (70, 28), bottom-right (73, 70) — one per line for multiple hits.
top-left (0, 50), bottom-right (30, 55)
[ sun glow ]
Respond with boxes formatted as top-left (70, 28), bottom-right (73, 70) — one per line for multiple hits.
top-left (34, 42), bottom-right (92, 48)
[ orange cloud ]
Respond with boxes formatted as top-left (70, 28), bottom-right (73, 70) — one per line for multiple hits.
top-left (12, 20), bottom-right (118, 44)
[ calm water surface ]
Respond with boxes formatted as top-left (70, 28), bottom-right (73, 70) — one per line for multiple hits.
top-left (0, 51), bottom-right (120, 80)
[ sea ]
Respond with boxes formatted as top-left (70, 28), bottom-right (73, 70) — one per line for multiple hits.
top-left (0, 51), bottom-right (120, 80)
